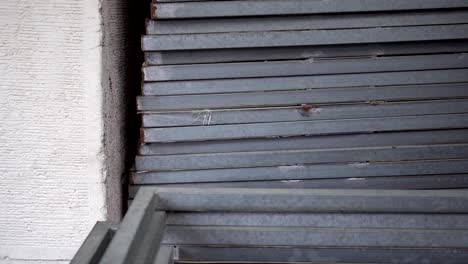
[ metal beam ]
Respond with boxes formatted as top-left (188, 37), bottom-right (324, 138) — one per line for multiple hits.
top-left (167, 212), bottom-right (468, 229)
top-left (142, 53), bottom-right (468, 81)
top-left (139, 129), bottom-right (468, 155)
top-left (175, 246), bottom-right (468, 264)
top-left (139, 84), bottom-right (468, 111)
top-left (147, 10), bottom-right (468, 35)
top-left (142, 69), bottom-right (468, 96)
top-left (100, 189), bottom-right (166, 264)
top-left (141, 100), bottom-right (468, 126)
top-left (141, 114), bottom-right (468, 143)
top-left (132, 174), bottom-right (468, 190)
top-left (70, 222), bottom-right (115, 264)
top-left (145, 40), bottom-right (468, 65)
top-left (153, 188), bottom-right (468, 213)
top-left (132, 159), bottom-right (468, 184)
top-left (142, 24), bottom-right (468, 50)
top-left (136, 144), bottom-right (468, 171)
top-left (154, 247), bottom-right (173, 264)
top-left (163, 225), bottom-right (468, 247)
top-left (152, 0), bottom-right (468, 19)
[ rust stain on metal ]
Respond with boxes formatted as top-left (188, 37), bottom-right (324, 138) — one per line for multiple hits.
top-left (298, 104), bottom-right (321, 116)
top-left (151, 4), bottom-right (158, 19)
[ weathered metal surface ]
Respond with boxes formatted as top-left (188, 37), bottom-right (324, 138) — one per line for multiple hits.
top-left (175, 246), bottom-right (468, 264)
top-left (100, 190), bottom-right (165, 264)
top-left (139, 129), bottom-right (468, 155)
top-left (139, 84), bottom-right (468, 111)
top-left (145, 40), bottom-right (468, 65)
top-left (141, 114), bottom-right (468, 143)
top-left (136, 143), bottom-right (468, 171)
top-left (147, 10), bottom-right (468, 34)
top-left (154, 247), bottom-right (173, 264)
top-left (163, 225), bottom-right (468, 247)
top-left (132, 159), bottom-right (468, 184)
top-left (142, 69), bottom-right (468, 95)
top-left (73, 188), bottom-right (468, 263)
top-left (154, 188), bottom-right (468, 213)
top-left (152, 0), bottom-right (468, 19)
top-left (142, 24), bottom-right (468, 50)
top-left (142, 53), bottom-right (468, 81)
top-left (131, 174), bottom-right (468, 191)
top-left (141, 100), bottom-right (468, 126)
top-left (166, 212), bottom-right (468, 229)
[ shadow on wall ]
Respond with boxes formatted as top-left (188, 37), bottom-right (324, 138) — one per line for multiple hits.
top-left (101, 0), bottom-right (150, 219)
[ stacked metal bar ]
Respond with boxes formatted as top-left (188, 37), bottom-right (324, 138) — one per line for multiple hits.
top-left (134, 0), bottom-right (468, 190)
top-left (72, 188), bottom-right (468, 264)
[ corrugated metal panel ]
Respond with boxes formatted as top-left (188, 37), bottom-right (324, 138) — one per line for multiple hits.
top-left (134, 1), bottom-right (468, 189)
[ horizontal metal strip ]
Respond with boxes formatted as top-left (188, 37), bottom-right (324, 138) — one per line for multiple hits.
top-left (163, 225), bottom-right (468, 247)
top-left (142, 69), bottom-right (468, 95)
top-left (143, 53), bottom-right (468, 81)
top-left (139, 84), bottom-right (468, 111)
top-left (141, 99), bottom-right (468, 126)
top-left (142, 24), bottom-right (468, 50)
top-left (132, 174), bottom-right (468, 191)
top-left (153, 187), bottom-right (468, 213)
top-left (139, 129), bottom-right (468, 155)
top-left (142, 114), bottom-right (468, 143)
top-left (135, 144), bottom-right (468, 171)
top-left (166, 211), bottom-right (468, 229)
top-left (145, 40), bottom-right (468, 65)
top-left (132, 159), bottom-right (468, 184)
top-left (152, 0), bottom-right (468, 19)
top-left (147, 10), bottom-right (468, 34)
top-left (176, 246), bottom-right (468, 264)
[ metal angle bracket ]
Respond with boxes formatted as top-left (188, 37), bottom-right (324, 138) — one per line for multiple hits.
top-left (71, 187), bottom-right (468, 264)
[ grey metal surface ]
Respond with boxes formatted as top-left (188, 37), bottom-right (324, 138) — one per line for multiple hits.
top-left (142, 24), bottom-right (468, 50)
top-left (142, 69), bottom-right (468, 95)
top-left (142, 114), bottom-right (468, 142)
top-left (147, 10), bottom-right (468, 34)
top-left (139, 129), bottom-right (468, 155)
top-left (167, 212), bottom-right (468, 229)
top-left (154, 188), bottom-right (468, 213)
top-left (131, 174), bottom-right (468, 191)
top-left (132, 159), bottom-right (468, 184)
top-left (73, 188), bottom-right (468, 263)
top-left (70, 222), bottom-right (115, 264)
top-left (145, 40), bottom-right (468, 65)
top-left (163, 225), bottom-right (468, 247)
top-left (143, 53), bottom-right (468, 81)
top-left (100, 189), bottom-right (165, 264)
top-left (175, 246), bottom-right (468, 264)
top-left (153, 247), bottom-right (173, 264)
top-left (141, 100), bottom-right (468, 126)
top-left (152, 0), bottom-right (468, 19)
top-left (139, 84), bottom-right (468, 111)
top-left (136, 144), bottom-right (468, 171)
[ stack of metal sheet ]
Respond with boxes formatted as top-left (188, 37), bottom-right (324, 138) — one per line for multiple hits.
top-left (72, 188), bottom-right (468, 264)
top-left (133, 0), bottom-right (468, 191)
